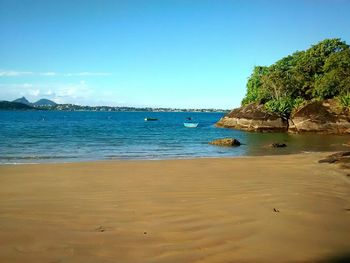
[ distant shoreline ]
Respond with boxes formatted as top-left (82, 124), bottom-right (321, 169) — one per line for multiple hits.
top-left (0, 109), bottom-right (228, 113)
top-left (1, 97), bottom-right (230, 112)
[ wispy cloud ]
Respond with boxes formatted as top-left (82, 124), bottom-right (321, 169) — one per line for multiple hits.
top-left (0, 70), bottom-right (112, 77)
top-left (40, 72), bottom-right (57, 76)
top-left (0, 81), bottom-right (92, 103)
top-left (0, 81), bottom-right (125, 106)
top-left (0, 71), bottom-right (33, 77)
top-left (65, 72), bottom-right (111, 76)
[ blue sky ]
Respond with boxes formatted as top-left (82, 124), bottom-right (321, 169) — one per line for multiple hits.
top-left (1, 0), bottom-right (350, 109)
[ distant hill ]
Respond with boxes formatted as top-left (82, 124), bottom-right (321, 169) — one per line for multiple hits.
top-left (12, 97), bottom-right (57, 107)
top-left (3, 96), bottom-right (227, 112)
top-left (13, 96), bottom-right (32, 106)
top-left (33, 99), bottom-right (57, 106)
top-left (0, 101), bottom-right (35, 110)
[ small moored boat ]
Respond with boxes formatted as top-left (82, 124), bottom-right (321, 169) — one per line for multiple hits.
top-left (144, 118), bottom-right (158, 121)
top-left (184, 122), bottom-right (199, 128)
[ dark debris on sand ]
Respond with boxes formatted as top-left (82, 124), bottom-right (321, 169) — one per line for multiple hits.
top-left (270, 143), bottom-right (287, 148)
top-left (95, 226), bottom-right (106, 232)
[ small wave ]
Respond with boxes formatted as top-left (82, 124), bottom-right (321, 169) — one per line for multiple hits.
top-left (0, 155), bottom-right (79, 160)
top-left (2, 162), bottom-right (40, 165)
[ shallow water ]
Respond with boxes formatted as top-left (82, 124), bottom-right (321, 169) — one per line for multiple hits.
top-left (0, 111), bottom-right (349, 164)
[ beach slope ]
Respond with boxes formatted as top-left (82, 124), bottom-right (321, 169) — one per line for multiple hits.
top-left (0, 153), bottom-right (349, 262)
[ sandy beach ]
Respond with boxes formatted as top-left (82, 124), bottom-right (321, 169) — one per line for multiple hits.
top-left (0, 153), bottom-right (349, 263)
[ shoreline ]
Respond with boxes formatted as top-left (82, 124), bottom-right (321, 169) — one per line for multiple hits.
top-left (0, 150), bottom-right (345, 166)
top-left (1, 153), bottom-right (350, 262)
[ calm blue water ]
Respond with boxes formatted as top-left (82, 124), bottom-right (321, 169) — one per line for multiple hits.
top-left (0, 111), bottom-right (350, 164)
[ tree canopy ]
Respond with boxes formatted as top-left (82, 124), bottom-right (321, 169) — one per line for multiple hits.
top-left (241, 38), bottom-right (350, 118)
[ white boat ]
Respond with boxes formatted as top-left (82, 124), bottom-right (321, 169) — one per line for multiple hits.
top-left (144, 118), bottom-right (158, 121)
top-left (184, 122), bottom-right (199, 128)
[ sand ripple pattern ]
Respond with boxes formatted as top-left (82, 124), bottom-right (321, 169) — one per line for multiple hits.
top-left (0, 153), bottom-right (350, 262)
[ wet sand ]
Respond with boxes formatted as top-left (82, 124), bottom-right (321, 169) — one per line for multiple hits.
top-left (0, 153), bottom-right (349, 263)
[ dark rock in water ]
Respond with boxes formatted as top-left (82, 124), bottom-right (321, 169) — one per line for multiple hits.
top-left (209, 138), bottom-right (241, 147)
top-left (318, 151), bottom-right (350, 164)
top-left (289, 99), bottom-right (350, 134)
top-left (215, 103), bottom-right (288, 132)
top-left (270, 143), bottom-right (287, 148)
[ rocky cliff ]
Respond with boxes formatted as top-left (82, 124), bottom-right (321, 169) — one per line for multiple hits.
top-left (288, 100), bottom-right (350, 134)
top-left (217, 99), bottom-right (350, 134)
top-left (216, 103), bottom-right (288, 132)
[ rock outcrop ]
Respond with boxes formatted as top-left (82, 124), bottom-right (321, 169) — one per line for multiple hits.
top-left (318, 151), bottom-right (350, 164)
top-left (289, 100), bottom-right (350, 134)
top-left (216, 100), bottom-right (350, 134)
top-left (209, 138), bottom-right (241, 147)
top-left (216, 103), bottom-right (288, 132)
top-left (329, 151), bottom-right (350, 169)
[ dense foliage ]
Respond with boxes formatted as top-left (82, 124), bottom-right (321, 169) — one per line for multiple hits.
top-left (241, 38), bottom-right (350, 118)
top-left (0, 101), bottom-right (35, 110)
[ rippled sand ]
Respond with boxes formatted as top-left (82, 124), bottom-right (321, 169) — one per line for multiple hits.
top-left (0, 153), bottom-right (349, 262)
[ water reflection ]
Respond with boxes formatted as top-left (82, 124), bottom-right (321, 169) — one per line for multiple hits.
top-left (242, 132), bottom-right (350, 156)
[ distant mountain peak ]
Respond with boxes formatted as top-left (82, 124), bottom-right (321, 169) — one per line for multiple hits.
top-left (33, 98), bottom-right (57, 106)
top-left (12, 97), bottom-right (57, 107)
top-left (13, 97), bottom-right (31, 105)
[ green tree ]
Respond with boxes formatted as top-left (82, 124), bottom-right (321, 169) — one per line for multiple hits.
top-left (241, 38), bottom-right (350, 115)
top-left (294, 38), bottom-right (348, 98)
top-left (314, 48), bottom-right (350, 98)
top-left (241, 66), bottom-right (270, 105)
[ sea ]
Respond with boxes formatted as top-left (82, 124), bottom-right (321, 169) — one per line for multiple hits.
top-left (0, 111), bottom-right (349, 164)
